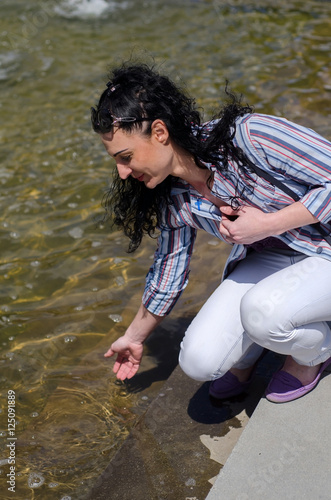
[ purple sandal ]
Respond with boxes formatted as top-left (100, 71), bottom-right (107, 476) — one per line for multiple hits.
top-left (209, 350), bottom-right (266, 399)
top-left (265, 357), bottom-right (331, 403)
top-left (209, 370), bottom-right (252, 399)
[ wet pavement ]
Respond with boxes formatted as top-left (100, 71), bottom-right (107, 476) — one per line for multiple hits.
top-left (87, 352), bottom-right (282, 500)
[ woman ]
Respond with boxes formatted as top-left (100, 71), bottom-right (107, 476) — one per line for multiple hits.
top-left (91, 63), bottom-right (331, 403)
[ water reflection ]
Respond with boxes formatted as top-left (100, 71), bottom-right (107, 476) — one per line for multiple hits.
top-left (0, 0), bottom-right (331, 497)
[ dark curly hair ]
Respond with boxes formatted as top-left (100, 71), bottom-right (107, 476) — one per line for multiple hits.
top-left (91, 62), bottom-right (254, 252)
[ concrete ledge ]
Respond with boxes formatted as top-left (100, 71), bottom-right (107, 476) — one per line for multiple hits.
top-left (206, 365), bottom-right (331, 500)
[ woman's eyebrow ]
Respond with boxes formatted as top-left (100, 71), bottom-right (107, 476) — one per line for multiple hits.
top-left (114, 148), bottom-right (129, 157)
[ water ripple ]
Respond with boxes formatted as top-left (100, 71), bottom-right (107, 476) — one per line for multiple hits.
top-left (54, 0), bottom-right (129, 19)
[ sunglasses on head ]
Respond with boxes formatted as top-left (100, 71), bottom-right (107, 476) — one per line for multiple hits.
top-left (91, 107), bottom-right (151, 133)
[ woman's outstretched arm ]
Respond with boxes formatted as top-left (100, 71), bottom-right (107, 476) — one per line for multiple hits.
top-left (104, 303), bottom-right (164, 380)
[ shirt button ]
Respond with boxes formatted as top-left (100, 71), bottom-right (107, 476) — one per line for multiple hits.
top-left (316, 247), bottom-right (323, 254)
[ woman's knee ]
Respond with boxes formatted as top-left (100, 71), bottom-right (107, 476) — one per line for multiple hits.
top-left (178, 342), bottom-right (214, 381)
top-left (240, 287), bottom-right (295, 348)
top-left (240, 287), bottom-right (276, 342)
top-left (178, 326), bottom-right (227, 381)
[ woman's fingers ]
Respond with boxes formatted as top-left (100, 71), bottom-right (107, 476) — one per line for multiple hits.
top-left (104, 348), bottom-right (115, 358)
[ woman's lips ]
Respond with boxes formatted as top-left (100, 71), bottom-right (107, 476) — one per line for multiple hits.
top-left (136, 174), bottom-right (144, 181)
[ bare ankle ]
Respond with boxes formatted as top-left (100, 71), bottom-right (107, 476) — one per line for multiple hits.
top-left (282, 356), bottom-right (320, 385)
top-left (230, 366), bottom-right (254, 383)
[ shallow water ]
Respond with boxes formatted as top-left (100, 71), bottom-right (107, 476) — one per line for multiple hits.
top-left (0, 0), bottom-right (330, 498)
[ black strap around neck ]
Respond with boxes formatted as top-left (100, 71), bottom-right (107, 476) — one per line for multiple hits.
top-left (243, 155), bottom-right (331, 245)
top-left (246, 160), bottom-right (300, 202)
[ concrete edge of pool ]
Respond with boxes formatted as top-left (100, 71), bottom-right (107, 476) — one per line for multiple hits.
top-left (206, 362), bottom-right (331, 500)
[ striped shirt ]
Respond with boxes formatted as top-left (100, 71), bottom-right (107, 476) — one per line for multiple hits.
top-left (142, 113), bottom-right (331, 316)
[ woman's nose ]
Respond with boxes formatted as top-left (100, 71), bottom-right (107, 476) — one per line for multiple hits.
top-left (116, 163), bottom-right (132, 180)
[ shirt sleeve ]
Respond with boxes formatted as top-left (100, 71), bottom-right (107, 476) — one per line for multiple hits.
top-left (241, 115), bottom-right (331, 223)
top-left (142, 221), bottom-right (197, 316)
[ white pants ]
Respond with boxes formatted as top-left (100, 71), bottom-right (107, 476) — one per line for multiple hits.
top-left (179, 248), bottom-right (331, 381)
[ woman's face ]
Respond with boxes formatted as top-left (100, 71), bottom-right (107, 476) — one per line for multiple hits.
top-left (100, 120), bottom-right (176, 189)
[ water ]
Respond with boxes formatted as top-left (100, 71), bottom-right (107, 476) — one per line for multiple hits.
top-left (0, 0), bottom-right (330, 498)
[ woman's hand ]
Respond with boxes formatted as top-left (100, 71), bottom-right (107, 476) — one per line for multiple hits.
top-left (104, 335), bottom-right (144, 380)
top-left (104, 303), bottom-right (164, 381)
top-left (219, 202), bottom-right (318, 244)
top-left (219, 205), bottom-right (271, 244)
